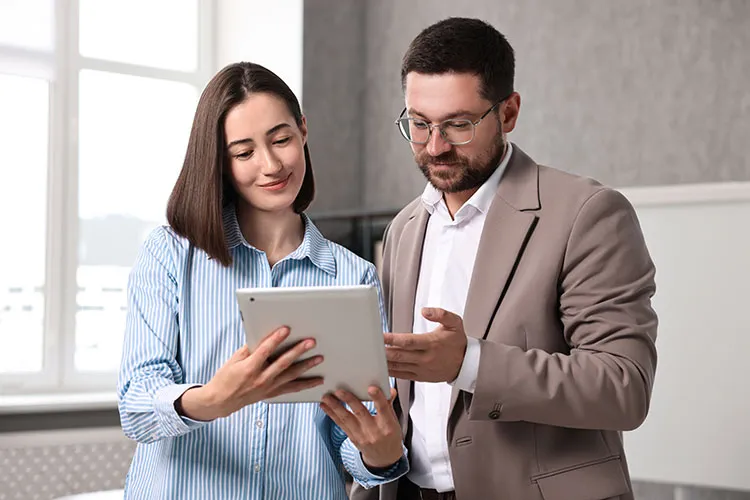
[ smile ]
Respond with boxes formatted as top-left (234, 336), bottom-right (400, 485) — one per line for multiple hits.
top-left (259, 173), bottom-right (292, 191)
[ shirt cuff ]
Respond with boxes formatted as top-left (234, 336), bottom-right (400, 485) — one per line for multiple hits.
top-left (154, 383), bottom-right (212, 436)
top-left (449, 336), bottom-right (481, 393)
top-left (340, 438), bottom-right (409, 489)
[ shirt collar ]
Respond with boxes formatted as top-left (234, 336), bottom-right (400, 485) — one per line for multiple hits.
top-left (420, 142), bottom-right (514, 217)
top-left (223, 205), bottom-right (337, 276)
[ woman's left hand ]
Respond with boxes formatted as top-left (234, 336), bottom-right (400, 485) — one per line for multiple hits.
top-left (321, 386), bottom-right (404, 470)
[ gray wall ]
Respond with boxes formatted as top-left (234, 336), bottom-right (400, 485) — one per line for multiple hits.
top-left (304, 0), bottom-right (750, 212)
top-left (302, 0), bottom-right (367, 213)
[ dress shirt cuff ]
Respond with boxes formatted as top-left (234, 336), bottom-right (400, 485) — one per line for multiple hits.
top-left (340, 438), bottom-right (409, 489)
top-left (449, 336), bottom-right (481, 393)
top-left (154, 384), bottom-right (211, 437)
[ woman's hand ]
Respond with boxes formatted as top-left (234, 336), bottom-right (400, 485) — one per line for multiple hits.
top-left (177, 326), bottom-right (323, 420)
top-left (321, 386), bottom-right (404, 470)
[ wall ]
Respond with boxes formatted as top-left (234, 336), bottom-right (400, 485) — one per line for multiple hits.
top-left (215, 0), bottom-right (303, 100)
top-left (304, 0), bottom-right (750, 211)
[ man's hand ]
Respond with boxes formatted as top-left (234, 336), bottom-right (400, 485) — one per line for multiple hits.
top-left (321, 387), bottom-right (404, 470)
top-left (384, 307), bottom-right (468, 383)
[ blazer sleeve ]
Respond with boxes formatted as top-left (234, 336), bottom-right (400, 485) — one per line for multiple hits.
top-left (468, 188), bottom-right (658, 431)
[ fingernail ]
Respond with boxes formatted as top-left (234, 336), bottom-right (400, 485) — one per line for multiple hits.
top-left (305, 340), bottom-right (315, 349)
top-left (279, 327), bottom-right (290, 338)
top-left (314, 356), bottom-right (323, 365)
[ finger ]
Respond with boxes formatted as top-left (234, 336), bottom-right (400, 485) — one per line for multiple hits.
top-left (246, 326), bottom-right (291, 365)
top-left (369, 386), bottom-right (397, 422)
top-left (269, 355), bottom-right (324, 390)
top-left (422, 307), bottom-right (462, 329)
top-left (385, 361), bottom-right (418, 374)
top-left (385, 346), bottom-right (422, 365)
top-left (261, 338), bottom-right (318, 382)
top-left (321, 394), bottom-right (361, 436)
top-left (266, 376), bottom-right (324, 398)
top-left (229, 345), bottom-right (251, 362)
top-left (388, 369), bottom-right (419, 380)
top-left (335, 390), bottom-right (373, 421)
top-left (383, 333), bottom-right (426, 350)
top-left (320, 400), bottom-right (355, 435)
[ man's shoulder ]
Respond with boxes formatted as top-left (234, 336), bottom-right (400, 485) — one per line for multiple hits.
top-left (385, 197), bottom-right (423, 238)
top-left (537, 164), bottom-right (607, 201)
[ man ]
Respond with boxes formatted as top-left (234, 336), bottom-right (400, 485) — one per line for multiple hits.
top-left (351, 17), bottom-right (658, 500)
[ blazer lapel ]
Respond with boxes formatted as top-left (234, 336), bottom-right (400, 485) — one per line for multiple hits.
top-left (391, 205), bottom-right (429, 430)
top-left (448, 145), bottom-right (541, 416)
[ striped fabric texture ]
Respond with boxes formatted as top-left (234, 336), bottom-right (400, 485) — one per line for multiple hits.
top-left (117, 206), bottom-right (408, 499)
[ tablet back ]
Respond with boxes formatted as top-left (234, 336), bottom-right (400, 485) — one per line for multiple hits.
top-left (235, 285), bottom-right (390, 403)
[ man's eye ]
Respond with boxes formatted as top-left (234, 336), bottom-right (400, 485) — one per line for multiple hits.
top-left (445, 121), bottom-right (469, 129)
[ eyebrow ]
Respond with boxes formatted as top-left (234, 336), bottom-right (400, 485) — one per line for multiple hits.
top-left (226, 123), bottom-right (292, 149)
top-left (408, 108), bottom-right (477, 122)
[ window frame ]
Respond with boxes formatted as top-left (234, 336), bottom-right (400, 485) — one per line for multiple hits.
top-left (0, 0), bottom-right (215, 396)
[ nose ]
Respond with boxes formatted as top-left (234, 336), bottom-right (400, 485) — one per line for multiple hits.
top-left (425, 127), bottom-right (452, 157)
top-left (259, 147), bottom-right (283, 175)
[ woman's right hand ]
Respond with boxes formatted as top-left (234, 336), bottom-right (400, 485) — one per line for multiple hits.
top-left (177, 326), bottom-right (323, 421)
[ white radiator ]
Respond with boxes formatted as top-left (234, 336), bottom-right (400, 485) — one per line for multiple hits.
top-left (0, 428), bottom-right (134, 500)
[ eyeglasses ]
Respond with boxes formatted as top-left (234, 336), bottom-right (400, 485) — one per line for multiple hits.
top-left (395, 100), bottom-right (503, 146)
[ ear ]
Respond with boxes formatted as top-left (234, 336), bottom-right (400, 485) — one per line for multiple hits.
top-left (501, 92), bottom-right (521, 134)
top-left (299, 115), bottom-right (308, 146)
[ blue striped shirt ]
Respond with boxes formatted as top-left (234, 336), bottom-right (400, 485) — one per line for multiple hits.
top-left (117, 207), bottom-right (408, 499)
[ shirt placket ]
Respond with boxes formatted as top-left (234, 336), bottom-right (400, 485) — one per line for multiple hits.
top-left (249, 402), bottom-right (269, 498)
top-left (425, 219), bottom-right (455, 483)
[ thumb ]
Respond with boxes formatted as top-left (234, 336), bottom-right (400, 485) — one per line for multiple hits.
top-left (422, 307), bottom-right (462, 329)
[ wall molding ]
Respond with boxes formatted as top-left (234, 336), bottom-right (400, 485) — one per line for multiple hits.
top-left (619, 181), bottom-right (750, 207)
top-left (0, 426), bottom-right (127, 449)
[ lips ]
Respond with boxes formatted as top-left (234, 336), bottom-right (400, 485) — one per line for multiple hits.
top-left (259, 173), bottom-right (292, 190)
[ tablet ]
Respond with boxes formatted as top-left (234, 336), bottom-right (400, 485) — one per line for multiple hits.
top-left (235, 285), bottom-right (390, 403)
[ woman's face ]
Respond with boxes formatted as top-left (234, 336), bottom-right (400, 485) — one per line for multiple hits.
top-left (224, 92), bottom-right (307, 214)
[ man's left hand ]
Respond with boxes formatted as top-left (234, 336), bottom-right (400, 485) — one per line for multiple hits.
top-left (384, 307), bottom-right (468, 383)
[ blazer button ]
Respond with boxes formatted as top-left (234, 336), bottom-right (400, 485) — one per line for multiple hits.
top-left (488, 410), bottom-right (500, 420)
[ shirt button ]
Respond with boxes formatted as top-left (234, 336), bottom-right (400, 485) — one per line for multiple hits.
top-left (254, 463), bottom-right (261, 472)
top-left (489, 410), bottom-right (500, 420)
top-left (255, 420), bottom-right (263, 428)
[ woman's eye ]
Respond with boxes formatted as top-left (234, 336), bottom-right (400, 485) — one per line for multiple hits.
top-left (234, 151), bottom-right (253, 160)
top-left (273, 137), bottom-right (291, 145)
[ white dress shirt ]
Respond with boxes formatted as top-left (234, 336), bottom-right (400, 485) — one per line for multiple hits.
top-left (406, 143), bottom-right (513, 492)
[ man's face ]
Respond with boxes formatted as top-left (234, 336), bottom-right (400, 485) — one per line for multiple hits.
top-left (404, 72), bottom-right (510, 194)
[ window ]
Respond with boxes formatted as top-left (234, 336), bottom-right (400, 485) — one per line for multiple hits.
top-left (0, 0), bottom-right (214, 395)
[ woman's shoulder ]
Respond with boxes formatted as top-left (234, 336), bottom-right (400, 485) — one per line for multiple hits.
top-left (323, 239), bottom-right (378, 277)
top-left (137, 225), bottom-right (192, 264)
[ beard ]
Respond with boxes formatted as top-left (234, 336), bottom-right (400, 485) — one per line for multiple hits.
top-left (416, 134), bottom-right (507, 194)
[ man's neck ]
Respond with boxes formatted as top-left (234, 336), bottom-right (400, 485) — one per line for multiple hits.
top-left (443, 189), bottom-right (479, 219)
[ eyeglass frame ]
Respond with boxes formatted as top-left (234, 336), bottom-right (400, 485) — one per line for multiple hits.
top-left (394, 95), bottom-right (510, 146)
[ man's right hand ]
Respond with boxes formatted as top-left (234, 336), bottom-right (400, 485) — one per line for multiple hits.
top-left (176, 327), bottom-right (324, 421)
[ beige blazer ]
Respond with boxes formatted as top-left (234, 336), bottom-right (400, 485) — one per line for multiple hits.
top-left (351, 145), bottom-right (658, 500)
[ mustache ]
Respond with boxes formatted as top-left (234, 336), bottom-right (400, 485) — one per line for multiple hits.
top-left (416, 151), bottom-right (463, 165)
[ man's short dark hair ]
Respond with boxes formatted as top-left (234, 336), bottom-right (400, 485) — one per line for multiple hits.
top-left (401, 17), bottom-right (515, 103)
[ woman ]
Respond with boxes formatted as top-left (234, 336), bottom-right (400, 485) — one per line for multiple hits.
top-left (117, 62), bottom-right (407, 499)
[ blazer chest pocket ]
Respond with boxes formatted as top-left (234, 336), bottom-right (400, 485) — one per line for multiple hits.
top-left (532, 456), bottom-right (629, 500)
